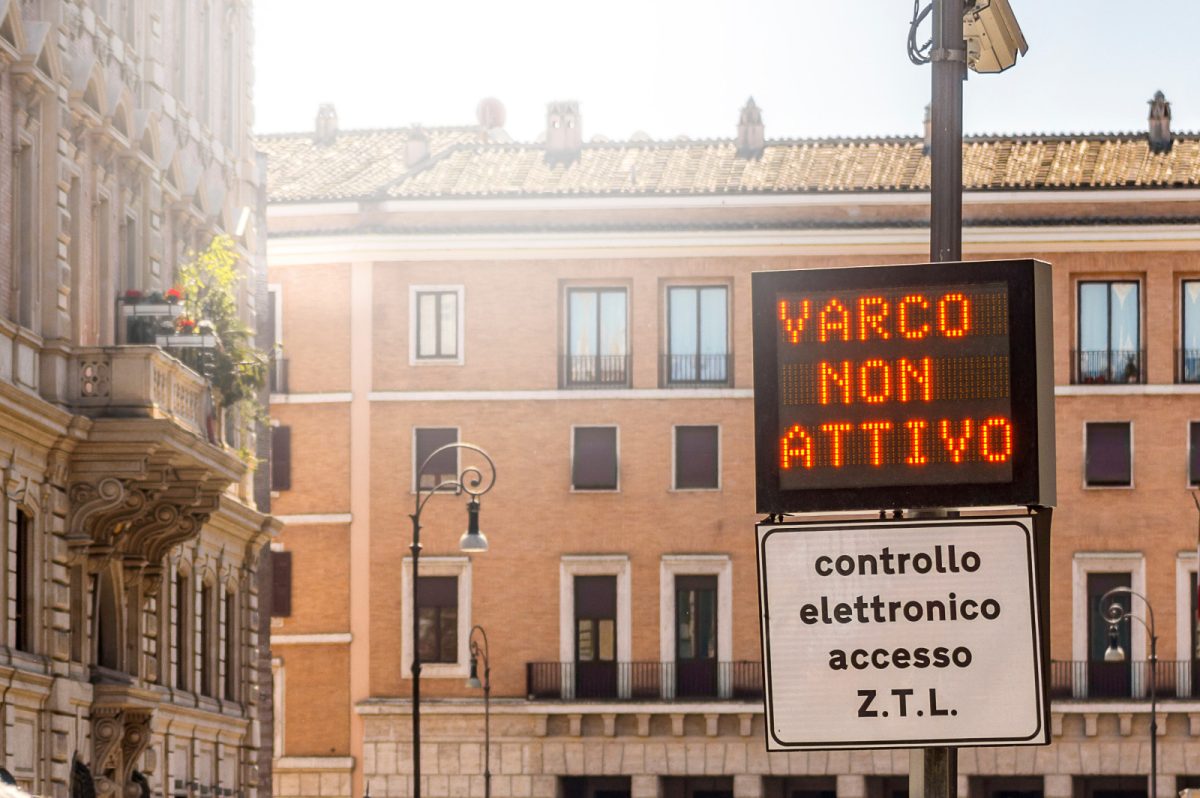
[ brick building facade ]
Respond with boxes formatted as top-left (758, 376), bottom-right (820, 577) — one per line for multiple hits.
top-left (0, 3), bottom-right (275, 798)
top-left (259, 97), bottom-right (1200, 798)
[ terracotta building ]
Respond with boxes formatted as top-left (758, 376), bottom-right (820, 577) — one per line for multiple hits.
top-left (258, 95), bottom-right (1200, 798)
top-left (0, 2), bottom-right (276, 798)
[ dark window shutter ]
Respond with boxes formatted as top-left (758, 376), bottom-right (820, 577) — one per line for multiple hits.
top-left (271, 426), bottom-right (292, 491)
top-left (675, 426), bottom-right (719, 489)
top-left (416, 576), bottom-right (458, 608)
top-left (271, 551), bottom-right (292, 618)
top-left (1085, 422), bottom-right (1132, 486)
top-left (415, 428), bottom-right (458, 488)
top-left (573, 427), bottom-right (618, 489)
top-left (574, 575), bottom-right (616, 617)
top-left (1191, 422), bottom-right (1200, 486)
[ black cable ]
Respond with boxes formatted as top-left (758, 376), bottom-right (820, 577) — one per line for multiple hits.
top-left (907, 0), bottom-right (934, 65)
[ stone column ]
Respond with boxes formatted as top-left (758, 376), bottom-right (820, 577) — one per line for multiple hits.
top-left (1043, 774), bottom-right (1072, 798)
top-left (836, 776), bottom-right (866, 798)
top-left (734, 775), bottom-right (763, 798)
top-left (632, 775), bottom-right (661, 798)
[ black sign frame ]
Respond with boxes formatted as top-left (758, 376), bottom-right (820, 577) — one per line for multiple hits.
top-left (752, 259), bottom-right (1055, 513)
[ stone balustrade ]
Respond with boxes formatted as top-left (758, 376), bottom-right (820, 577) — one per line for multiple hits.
top-left (71, 345), bottom-right (213, 438)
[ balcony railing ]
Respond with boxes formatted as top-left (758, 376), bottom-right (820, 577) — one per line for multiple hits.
top-left (1071, 349), bottom-right (1145, 385)
top-left (71, 346), bottom-right (213, 439)
top-left (559, 354), bottom-right (630, 389)
top-left (526, 661), bottom-right (763, 701)
top-left (659, 353), bottom-right (733, 388)
top-left (1178, 349), bottom-right (1200, 383)
top-left (1049, 660), bottom-right (1200, 699)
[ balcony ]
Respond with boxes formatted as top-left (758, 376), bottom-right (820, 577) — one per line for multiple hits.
top-left (1178, 349), bottom-right (1200, 383)
top-left (1049, 660), bottom-right (1200, 699)
top-left (1071, 349), bottom-right (1145, 384)
top-left (559, 355), bottom-right (630, 389)
top-left (71, 346), bottom-right (214, 438)
top-left (526, 661), bottom-right (763, 701)
top-left (659, 353), bottom-right (733, 388)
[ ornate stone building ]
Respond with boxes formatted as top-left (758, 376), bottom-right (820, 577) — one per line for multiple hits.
top-left (0, 2), bottom-right (274, 798)
top-left (259, 95), bottom-right (1200, 798)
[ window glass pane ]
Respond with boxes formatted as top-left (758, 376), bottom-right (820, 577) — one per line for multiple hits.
top-left (599, 291), bottom-right (627, 357)
top-left (1087, 572), bottom-right (1131, 661)
top-left (439, 607), bottom-right (457, 662)
top-left (695, 589), bottom-right (717, 658)
top-left (577, 619), bottom-right (594, 661)
top-left (417, 575), bottom-right (457, 607)
top-left (1110, 282), bottom-right (1139, 353)
top-left (677, 591), bottom-right (695, 658)
top-left (569, 290), bottom-right (597, 357)
top-left (669, 288), bottom-right (698, 356)
top-left (1085, 422), bottom-right (1132, 486)
top-left (675, 426), bottom-right (719, 489)
top-left (416, 428), bottom-right (458, 488)
top-left (1078, 283), bottom-right (1108, 352)
top-left (572, 427), bottom-right (618, 489)
top-left (417, 607), bottom-right (439, 661)
top-left (439, 293), bottom-right (457, 356)
top-left (698, 287), bottom-right (727, 356)
top-left (1185, 282), bottom-right (1200, 351)
top-left (1191, 422), bottom-right (1200, 486)
top-left (597, 619), bottom-right (615, 661)
top-left (417, 293), bottom-right (437, 357)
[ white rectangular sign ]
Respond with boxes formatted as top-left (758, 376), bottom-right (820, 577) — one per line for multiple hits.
top-left (757, 517), bottom-right (1047, 750)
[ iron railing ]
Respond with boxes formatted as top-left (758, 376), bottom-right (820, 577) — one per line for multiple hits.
top-left (659, 353), bottom-right (733, 388)
top-left (1071, 349), bottom-right (1145, 385)
top-left (1178, 349), bottom-right (1200, 383)
top-left (559, 354), bottom-right (630, 389)
top-left (1049, 660), bottom-right (1200, 699)
top-left (525, 661), bottom-right (763, 701)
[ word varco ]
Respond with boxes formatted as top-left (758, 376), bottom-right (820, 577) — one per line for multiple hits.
top-left (778, 293), bottom-right (972, 344)
top-left (780, 417), bottom-right (1014, 469)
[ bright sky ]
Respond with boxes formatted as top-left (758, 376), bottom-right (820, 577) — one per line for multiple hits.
top-left (254, 1), bottom-right (1200, 142)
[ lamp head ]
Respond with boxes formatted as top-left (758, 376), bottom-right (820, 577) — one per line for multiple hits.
top-left (459, 498), bottom-right (488, 552)
top-left (466, 655), bottom-right (482, 689)
top-left (1104, 625), bottom-right (1126, 663)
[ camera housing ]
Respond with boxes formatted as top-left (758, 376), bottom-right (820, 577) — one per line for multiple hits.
top-left (964, 0), bottom-right (1028, 73)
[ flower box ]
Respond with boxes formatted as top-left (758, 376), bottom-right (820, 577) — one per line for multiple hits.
top-left (122, 303), bottom-right (184, 318)
top-left (155, 334), bottom-right (217, 348)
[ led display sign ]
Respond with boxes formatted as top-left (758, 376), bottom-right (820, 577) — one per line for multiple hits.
top-left (752, 260), bottom-right (1055, 513)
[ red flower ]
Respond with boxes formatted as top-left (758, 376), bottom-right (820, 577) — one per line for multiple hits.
top-left (165, 287), bottom-right (183, 303)
top-left (124, 289), bottom-right (143, 300)
top-left (177, 317), bottom-right (196, 332)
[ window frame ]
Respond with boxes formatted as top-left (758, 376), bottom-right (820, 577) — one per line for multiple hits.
top-left (409, 285), bottom-right (465, 366)
top-left (570, 425), bottom-right (620, 492)
top-left (11, 508), bottom-right (35, 654)
top-left (174, 563), bottom-right (192, 691)
top-left (1181, 279), bottom-right (1200, 383)
top-left (1071, 553), bottom-right (1147, 685)
top-left (558, 555), bottom-right (632, 699)
top-left (412, 426), bottom-right (460, 493)
top-left (671, 424), bottom-right (721, 492)
top-left (1074, 279), bottom-right (1143, 384)
top-left (1174, 553), bottom-right (1198, 697)
top-left (1082, 421), bottom-right (1134, 489)
top-left (658, 555), bottom-right (733, 699)
top-left (415, 575), bottom-right (459, 665)
top-left (223, 583), bottom-right (239, 702)
top-left (1189, 420), bottom-right (1200, 488)
top-left (562, 285), bottom-right (630, 388)
top-left (400, 556), bottom-right (472, 679)
top-left (663, 283), bottom-right (731, 387)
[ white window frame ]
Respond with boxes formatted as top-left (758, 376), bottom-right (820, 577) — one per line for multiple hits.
top-left (272, 656), bottom-right (285, 754)
top-left (659, 555), bottom-right (733, 699)
top-left (401, 556), bottom-right (471, 678)
top-left (1072, 552), bottom-right (1147, 696)
top-left (1176, 552), bottom-right (1198, 697)
top-left (1082, 420), bottom-right (1134, 490)
top-left (412, 426), bottom-right (460, 494)
top-left (409, 285), bottom-right (465, 366)
top-left (559, 555), bottom-right (632, 699)
top-left (663, 282), bottom-right (732, 383)
top-left (671, 424), bottom-right (722, 492)
top-left (570, 424), bottom-right (620, 492)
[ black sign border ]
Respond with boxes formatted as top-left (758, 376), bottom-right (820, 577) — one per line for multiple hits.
top-left (755, 516), bottom-right (1048, 750)
top-left (752, 259), bottom-right (1052, 513)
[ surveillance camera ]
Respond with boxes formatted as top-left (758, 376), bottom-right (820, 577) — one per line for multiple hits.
top-left (963, 0), bottom-right (1028, 74)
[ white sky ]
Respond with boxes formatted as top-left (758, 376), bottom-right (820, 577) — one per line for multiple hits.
top-left (253, 1), bottom-right (1200, 142)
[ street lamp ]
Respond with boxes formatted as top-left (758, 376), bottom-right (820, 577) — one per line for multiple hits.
top-left (467, 625), bottom-right (491, 798)
top-left (411, 443), bottom-right (496, 798)
top-left (1098, 586), bottom-right (1157, 798)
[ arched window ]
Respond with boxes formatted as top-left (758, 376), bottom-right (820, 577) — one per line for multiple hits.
top-left (174, 568), bottom-right (191, 690)
top-left (12, 509), bottom-right (32, 652)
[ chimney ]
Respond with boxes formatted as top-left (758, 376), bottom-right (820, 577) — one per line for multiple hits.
top-left (736, 97), bottom-right (765, 159)
top-left (1148, 90), bottom-right (1172, 153)
top-left (314, 103), bottom-right (338, 146)
top-left (545, 101), bottom-right (582, 165)
top-left (923, 104), bottom-right (932, 154)
top-left (406, 126), bottom-right (429, 168)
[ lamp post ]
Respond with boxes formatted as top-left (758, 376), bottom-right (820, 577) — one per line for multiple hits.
top-left (1098, 586), bottom-right (1157, 798)
top-left (467, 625), bottom-right (491, 798)
top-left (411, 443), bottom-right (496, 798)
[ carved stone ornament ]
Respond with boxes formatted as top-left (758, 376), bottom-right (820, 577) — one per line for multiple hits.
top-left (91, 707), bottom-right (154, 798)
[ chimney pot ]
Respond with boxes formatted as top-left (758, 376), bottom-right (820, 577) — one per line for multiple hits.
top-left (314, 103), bottom-right (338, 146)
top-left (406, 126), bottom-right (430, 168)
top-left (545, 101), bottom-right (582, 165)
top-left (736, 97), bottom-right (765, 159)
top-left (1148, 90), bottom-right (1172, 153)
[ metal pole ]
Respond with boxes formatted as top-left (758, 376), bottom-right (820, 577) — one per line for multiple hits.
top-left (410, 515), bottom-right (423, 798)
top-left (930, 0), bottom-right (965, 264)
top-left (1149, 633), bottom-right (1157, 798)
top-left (484, 656), bottom-right (491, 798)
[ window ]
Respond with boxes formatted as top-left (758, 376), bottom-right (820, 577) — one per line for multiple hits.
top-left (1087, 572), bottom-right (1132, 698)
top-left (12, 510), bottom-right (32, 653)
top-left (666, 286), bottom-right (729, 386)
top-left (1182, 281), bottom-right (1200, 383)
top-left (574, 575), bottom-right (617, 699)
top-left (676, 575), bottom-right (718, 697)
top-left (572, 426), bottom-right (618, 491)
top-left (175, 570), bottom-right (190, 689)
top-left (412, 288), bottom-right (462, 362)
top-left (564, 288), bottom-right (628, 387)
top-left (14, 144), bottom-right (37, 330)
top-left (271, 426), bottom-right (291, 492)
top-left (1085, 422), bottom-right (1132, 487)
top-left (1191, 422), bottom-right (1200, 487)
top-left (267, 287), bottom-right (287, 392)
top-left (414, 428), bottom-right (458, 490)
top-left (270, 550), bottom-right (292, 618)
top-left (674, 426), bottom-right (719, 490)
top-left (1076, 281), bottom-right (1141, 384)
top-left (416, 576), bottom-right (458, 663)
top-left (223, 588), bottom-right (238, 700)
top-left (200, 582), bottom-right (214, 696)
top-left (121, 213), bottom-right (139, 293)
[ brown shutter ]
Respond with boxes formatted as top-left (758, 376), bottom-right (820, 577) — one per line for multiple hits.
top-left (675, 426), bottom-right (719, 489)
top-left (572, 427), bottom-right (618, 489)
top-left (1085, 422), bottom-right (1131, 486)
top-left (271, 551), bottom-right (292, 618)
top-left (271, 426), bottom-right (291, 491)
